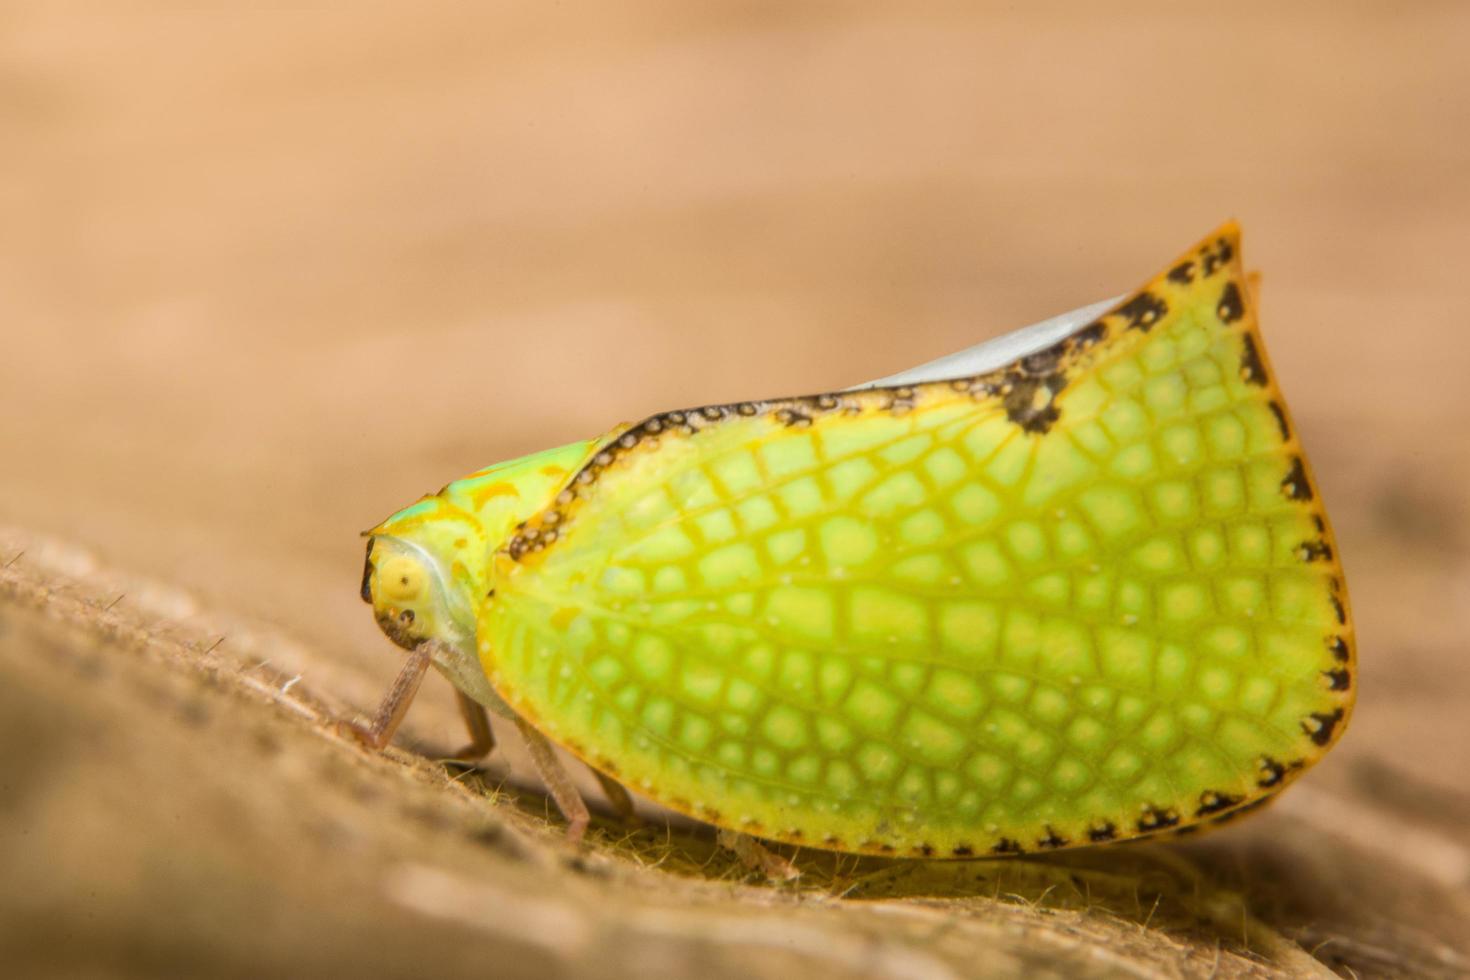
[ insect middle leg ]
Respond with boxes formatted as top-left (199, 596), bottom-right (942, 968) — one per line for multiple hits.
top-left (457, 687), bottom-right (635, 827)
top-left (514, 716), bottom-right (591, 843)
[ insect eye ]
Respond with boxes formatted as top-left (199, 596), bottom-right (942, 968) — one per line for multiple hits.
top-left (378, 556), bottom-right (426, 602)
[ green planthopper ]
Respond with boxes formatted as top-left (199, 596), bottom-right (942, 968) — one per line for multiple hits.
top-left (347, 223), bottom-right (1354, 861)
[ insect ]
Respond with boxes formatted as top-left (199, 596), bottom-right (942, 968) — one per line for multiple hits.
top-left (349, 223), bottom-right (1354, 860)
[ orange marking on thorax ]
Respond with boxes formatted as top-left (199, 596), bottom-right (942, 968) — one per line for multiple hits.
top-left (471, 481), bottom-right (521, 508)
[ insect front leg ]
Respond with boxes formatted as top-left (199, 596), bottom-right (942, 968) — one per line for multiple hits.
top-left (513, 716), bottom-right (591, 843)
top-left (339, 641), bottom-right (434, 751)
top-left (450, 690), bottom-right (497, 761)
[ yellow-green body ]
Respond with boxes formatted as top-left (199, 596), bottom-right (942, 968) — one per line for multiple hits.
top-left (362, 224), bottom-right (1355, 857)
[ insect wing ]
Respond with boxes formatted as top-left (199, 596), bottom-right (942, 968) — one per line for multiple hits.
top-left (480, 224), bottom-right (1354, 857)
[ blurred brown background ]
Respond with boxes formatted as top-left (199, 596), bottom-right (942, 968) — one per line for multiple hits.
top-left (3, 4), bottom-right (1469, 978)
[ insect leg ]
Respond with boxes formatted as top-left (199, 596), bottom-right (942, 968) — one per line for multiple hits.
top-left (514, 716), bottom-right (590, 843)
top-left (339, 642), bottom-right (433, 751)
top-left (588, 768), bottom-right (638, 823)
top-left (716, 829), bottom-right (800, 881)
top-left (451, 690), bottom-right (497, 761)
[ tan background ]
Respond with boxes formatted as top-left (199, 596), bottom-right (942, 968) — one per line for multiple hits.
top-left (3, 4), bottom-right (1469, 978)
